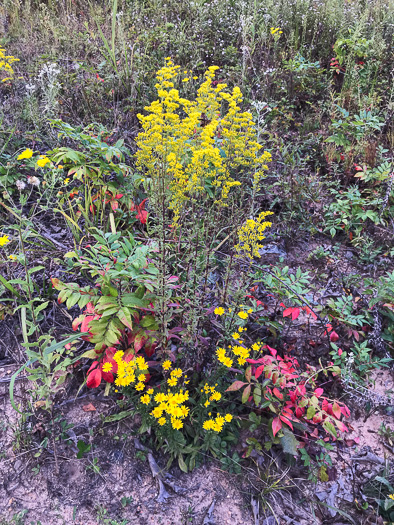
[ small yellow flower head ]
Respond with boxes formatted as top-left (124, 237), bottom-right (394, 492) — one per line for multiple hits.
top-left (171, 368), bottom-right (183, 378)
top-left (102, 362), bottom-right (113, 373)
top-left (171, 418), bottom-right (183, 430)
top-left (140, 394), bottom-right (151, 405)
top-left (64, 178), bottom-right (70, 185)
top-left (252, 343), bottom-right (260, 351)
top-left (232, 333), bottom-right (240, 340)
top-left (147, 388), bottom-right (154, 395)
top-left (224, 414), bottom-right (233, 422)
top-left (168, 377), bottom-right (178, 387)
top-left (37, 156), bottom-right (50, 168)
top-left (17, 149), bottom-right (34, 160)
top-left (9, 254), bottom-right (17, 261)
top-left (135, 382), bottom-right (145, 391)
top-left (158, 417), bottom-right (166, 426)
top-left (162, 360), bottom-right (172, 371)
top-left (0, 235), bottom-right (10, 247)
top-left (214, 307), bottom-right (225, 316)
top-left (155, 392), bottom-right (167, 403)
top-left (238, 311), bottom-right (248, 320)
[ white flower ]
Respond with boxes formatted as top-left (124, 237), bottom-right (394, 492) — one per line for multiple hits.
top-left (27, 176), bottom-right (40, 187)
top-left (16, 180), bottom-right (26, 190)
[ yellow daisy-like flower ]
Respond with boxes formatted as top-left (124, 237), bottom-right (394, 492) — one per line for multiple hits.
top-left (252, 343), bottom-right (260, 351)
top-left (0, 235), bottom-right (10, 247)
top-left (102, 362), bottom-right (113, 373)
top-left (232, 333), bottom-right (240, 340)
top-left (162, 360), bottom-right (172, 371)
top-left (171, 418), bottom-right (183, 430)
top-left (224, 414), bottom-right (233, 422)
top-left (168, 377), bottom-right (178, 387)
top-left (135, 382), bottom-right (145, 391)
top-left (140, 394), bottom-right (151, 405)
top-left (17, 148), bottom-right (33, 160)
top-left (158, 417), bottom-right (166, 426)
top-left (151, 406), bottom-right (164, 418)
top-left (154, 392), bottom-right (167, 403)
top-left (238, 311), bottom-right (248, 320)
top-left (64, 178), bottom-right (70, 185)
top-left (147, 388), bottom-right (154, 395)
top-left (36, 156), bottom-right (50, 168)
top-left (214, 307), bottom-right (225, 316)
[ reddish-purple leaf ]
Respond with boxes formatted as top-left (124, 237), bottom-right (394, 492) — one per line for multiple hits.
top-left (272, 417), bottom-right (282, 437)
top-left (226, 381), bottom-right (247, 392)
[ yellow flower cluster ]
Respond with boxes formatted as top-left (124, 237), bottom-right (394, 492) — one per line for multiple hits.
top-left (149, 389), bottom-right (190, 430)
top-left (235, 211), bottom-right (274, 260)
top-left (37, 156), bottom-right (51, 168)
top-left (216, 347), bottom-right (233, 368)
top-left (113, 351), bottom-right (149, 390)
top-left (270, 27), bottom-right (283, 35)
top-left (167, 367), bottom-right (183, 386)
top-left (136, 58), bottom-right (271, 225)
top-left (17, 149), bottom-right (34, 160)
top-left (0, 235), bottom-right (10, 247)
top-left (201, 383), bottom-right (222, 407)
top-left (0, 46), bottom-right (19, 83)
top-left (203, 413), bottom-right (233, 432)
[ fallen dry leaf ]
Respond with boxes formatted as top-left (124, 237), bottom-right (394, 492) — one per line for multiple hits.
top-left (82, 403), bottom-right (96, 412)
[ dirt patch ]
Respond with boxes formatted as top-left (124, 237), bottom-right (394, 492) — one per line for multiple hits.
top-left (0, 372), bottom-right (254, 525)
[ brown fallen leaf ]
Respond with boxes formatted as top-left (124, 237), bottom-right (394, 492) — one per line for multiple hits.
top-left (82, 403), bottom-right (96, 412)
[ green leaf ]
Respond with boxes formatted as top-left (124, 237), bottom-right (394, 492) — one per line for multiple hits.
top-left (242, 384), bottom-right (251, 403)
top-left (279, 427), bottom-right (299, 455)
top-left (178, 454), bottom-right (188, 473)
top-left (323, 420), bottom-right (337, 438)
top-left (104, 410), bottom-right (134, 423)
top-left (306, 406), bottom-right (316, 419)
top-left (76, 440), bottom-right (91, 459)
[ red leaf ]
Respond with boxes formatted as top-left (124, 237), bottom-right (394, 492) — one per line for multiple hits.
top-left (273, 387), bottom-right (283, 400)
top-left (145, 342), bottom-right (156, 358)
top-left (134, 332), bottom-right (147, 352)
top-left (87, 368), bottom-right (102, 388)
top-left (340, 405), bottom-right (351, 418)
top-left (255, 365), bottom-right (265, 380)
top-left (283, 307), bottom-right (293, 318)
top-left (332, 402), bottom-right (342, 419)
top-left (330, 331), bottom-right (339, 342)
top-left (226, 381), bottom-right (247, 392)
top-left (272, 417), bottom-right (282, 437)
top-left (279, 415), bottom-right (293, 429)
top-left (291, 307), bottom-right (300, 320)
top-left (335, 420), bottom-right (349, 433)
top-left (314, 388), bottom-right (324, 397)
